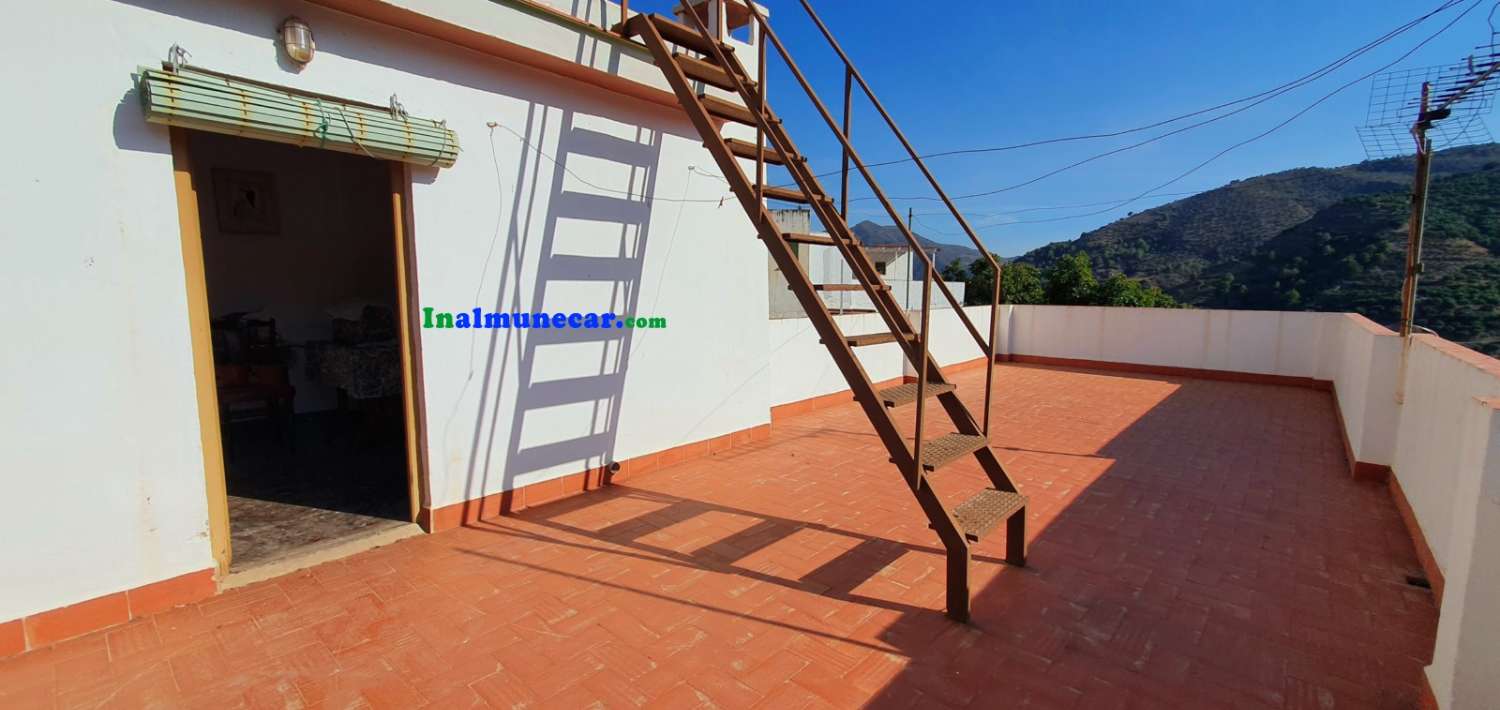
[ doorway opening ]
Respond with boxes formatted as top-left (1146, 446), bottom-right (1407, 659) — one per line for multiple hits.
top-left (185, 131), bottom-right (416, 573)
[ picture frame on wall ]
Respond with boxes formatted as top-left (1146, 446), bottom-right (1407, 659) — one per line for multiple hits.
top-left (212, 168), bottom-right (281, 235)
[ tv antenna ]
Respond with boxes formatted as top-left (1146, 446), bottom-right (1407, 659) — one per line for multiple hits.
top-left (1356, 31), bottom-right (1498, 340)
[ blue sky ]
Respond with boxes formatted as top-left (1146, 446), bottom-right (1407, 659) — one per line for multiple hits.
top-left (632, 0), bottom-right (1496, 256)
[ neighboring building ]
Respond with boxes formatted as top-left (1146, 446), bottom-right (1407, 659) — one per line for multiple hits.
top-left (768, 209), bottom-right (966, 318)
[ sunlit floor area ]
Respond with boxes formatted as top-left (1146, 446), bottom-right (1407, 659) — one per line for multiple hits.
top-left (0, 364), bottom-right (1437, 708)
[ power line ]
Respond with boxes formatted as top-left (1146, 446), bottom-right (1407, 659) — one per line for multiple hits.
top-left (933, 0), bottom-right (1489, 237)
top-left (852, 0), bottom-right (1469, 204)
top-left (797, 0), bottom-right (1463, 210)
top-left (1105, 0), bottom-right (1487, 219)
top-left (909, 189), bottom-right (1192, 237)
top-left (912, 190), bottom-right (1207, 219)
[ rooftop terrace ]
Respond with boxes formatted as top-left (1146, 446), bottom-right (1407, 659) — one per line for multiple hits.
top-left (0, 363), bottom-right (1436, 708)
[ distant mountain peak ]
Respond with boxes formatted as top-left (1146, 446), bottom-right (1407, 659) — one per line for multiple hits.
top-left (850, 220), bottom-right (987, 273)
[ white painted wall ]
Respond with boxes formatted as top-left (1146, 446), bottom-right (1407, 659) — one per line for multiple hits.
top-left (769, 241), bottom-right (966, 318)
top-left (0, 0), bottom-right (768, 622)
top-left (1379, 337), bottom-right (1500, 709)
top-left (1390, 339), bottom-right (1500, 570)
top-left (913, 306), bottom-right (995, 371)
top-left (993, 305), bottom-right (1500, 709)
top-left (1002, 305), bottom-right (1331, 378)
top-left (766, 306), bottom-right (992, 408)
top-left (1319, 314), bottom-right (1402, 468)
top-left (767, 313), bottom-right (905, 406)
top-left (1428, 395), bottom-right (1500, 709)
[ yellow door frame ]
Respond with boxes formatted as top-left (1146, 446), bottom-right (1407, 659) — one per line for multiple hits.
top-left (168, 128), bottom-right (432, 576)
top-left (389, 163), bottom-right (431, 524)
top-left (171, 128), bottom-right (233, 575)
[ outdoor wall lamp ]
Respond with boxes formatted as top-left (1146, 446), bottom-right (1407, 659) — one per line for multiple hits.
top-left (279, 16), bottom-right (315, 65)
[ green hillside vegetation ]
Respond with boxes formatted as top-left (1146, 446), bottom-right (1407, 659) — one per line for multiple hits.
top-left (1214, 168), bottom-right (1500, 353)
top-left (1010, 143), bottom-right (1500, 355)
top-left (944, 252), bottom-right (1178, 308)
top-left (1018, 144), bottom-right (1500, 301)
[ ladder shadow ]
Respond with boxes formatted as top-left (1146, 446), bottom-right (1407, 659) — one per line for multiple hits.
top-left (493, 109), bottom-right (662, 504)
top-left (461, 485), bottom-right (1021, 617)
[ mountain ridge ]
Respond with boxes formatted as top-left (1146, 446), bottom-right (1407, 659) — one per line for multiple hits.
top-left (1008, 143), bottom-right (1500, 353)
top-left (850, 220), bottom-right (987, 274)
top-left (1015, 143), bottom-right (1500, 303)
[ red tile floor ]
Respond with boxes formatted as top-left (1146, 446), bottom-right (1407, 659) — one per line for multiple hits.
top-left (1, 364), bottom-right (1438, 708)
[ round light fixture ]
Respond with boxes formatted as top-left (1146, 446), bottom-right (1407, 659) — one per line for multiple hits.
top-left (279, 16), bottom-right (315, 65)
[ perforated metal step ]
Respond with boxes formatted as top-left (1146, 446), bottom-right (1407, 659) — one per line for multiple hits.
top-left (951, 489), bottom-right (1027, 541)
top-left (878, 382), bottom-right (956, 408)
top-left (919, 433), bottom-right (987, 471)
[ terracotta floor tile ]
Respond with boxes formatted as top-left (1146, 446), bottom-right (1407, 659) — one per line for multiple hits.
top-left (0, 365), bottom-right (1440, 708)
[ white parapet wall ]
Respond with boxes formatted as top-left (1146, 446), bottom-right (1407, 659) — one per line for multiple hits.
top-left (766, 306), bottom-right (996, 409)
top-left (1001, 304), bottom-right (1330, 378)
top-left (768, 312), bottom-right (908, 406)
top-left (988, 304), bottom-right (1499, 708)
top-left (1392, 337), bottom-right (1500, 708)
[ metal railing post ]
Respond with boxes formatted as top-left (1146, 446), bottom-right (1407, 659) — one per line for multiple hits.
top-left (741, 1), bottom-right (983, 348)
top-left (914, 253), bottom-right (933, 490)
top-left (755, 26), bottom-right (766, 205)
top-left (780, 0), bottom-right (1006, 432)
top-left (984, 259), bottom-right (999, 436)
top-left (840, 67), bottom-right (852, 220)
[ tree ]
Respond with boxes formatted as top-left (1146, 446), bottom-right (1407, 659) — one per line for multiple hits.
top-left (940, 258), bottom-right (968, 285)
top-left (945, 249), bottom-right (1177, 310)
top-left (1000, 263), bottom-right (1045, 304)
top-left (1093, 273), bottom-right (1180, 308)
top-left (1214, 273), bottom-right (1236, 299)
top-left (964, 258), bottom-right (996, 306)
top-left (1044, 252), bottom-right (1098, 305)
top-left (1093, 274), bottom-right (1150, 306)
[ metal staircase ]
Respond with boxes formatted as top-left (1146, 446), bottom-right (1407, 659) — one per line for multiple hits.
top-left (617, 0), bottom-right (1026, 622)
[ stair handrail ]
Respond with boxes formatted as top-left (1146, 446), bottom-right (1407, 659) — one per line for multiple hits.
top-left (796, 0), bottom-right (998, 273)
top-left (728, 3), bottom-right (974, 326)
top-left (737, 0), bottom-right (1002, 434)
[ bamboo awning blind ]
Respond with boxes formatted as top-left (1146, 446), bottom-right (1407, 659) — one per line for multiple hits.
top-left (138, 65), bottom-right (459, 168)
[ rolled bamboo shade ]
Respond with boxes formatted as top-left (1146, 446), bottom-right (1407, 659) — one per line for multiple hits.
top-left (138, 65), bottom-right (459, 168)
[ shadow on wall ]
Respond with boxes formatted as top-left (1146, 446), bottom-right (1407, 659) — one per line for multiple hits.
top-left (568, 0), bottom-right (628, 73)
top-left (462, 108), bottom-right (662, 513)
top-left (111, 0), bottom-right (699, 510)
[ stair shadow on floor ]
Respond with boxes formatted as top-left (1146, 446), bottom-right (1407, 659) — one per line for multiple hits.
top-left (463, 487), bottom-right (1017, 620)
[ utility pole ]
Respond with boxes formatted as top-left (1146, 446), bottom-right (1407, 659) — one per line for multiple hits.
top-left (1354, 33), bottom-right (1497, 404)
top-left (1400, 82), bottom-right (1436, 340)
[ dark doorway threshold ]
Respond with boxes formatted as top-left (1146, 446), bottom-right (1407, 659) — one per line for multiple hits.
top-left (224, 411), bottom-right (409, 570)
